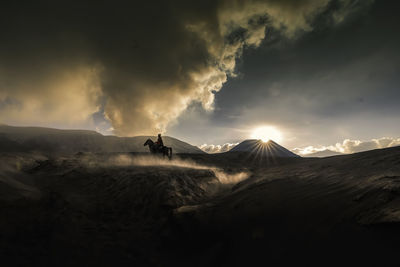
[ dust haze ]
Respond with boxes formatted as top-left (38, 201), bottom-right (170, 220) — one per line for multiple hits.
top-left (86, 153), bottom-right (250, 185)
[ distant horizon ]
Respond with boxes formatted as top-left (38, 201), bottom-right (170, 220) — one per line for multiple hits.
top-left (2, 123), bottom-right (399, 156)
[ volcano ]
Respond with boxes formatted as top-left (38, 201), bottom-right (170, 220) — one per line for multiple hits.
top-left (229, 139), bottom-right (300, 157)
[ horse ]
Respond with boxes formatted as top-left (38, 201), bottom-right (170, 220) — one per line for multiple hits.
top-left (143, 139), bottom-right (172, 159)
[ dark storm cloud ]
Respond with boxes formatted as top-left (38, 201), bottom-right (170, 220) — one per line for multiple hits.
top-left (202, 0), bottom-right (399, 147)
top-left (0, 0), bottom-right (374, 135)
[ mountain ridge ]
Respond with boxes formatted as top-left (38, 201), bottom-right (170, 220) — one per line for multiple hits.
top-left (304, 149), bottom-right (344, 158)
top-left (0, 125), bottom-right (205, 154)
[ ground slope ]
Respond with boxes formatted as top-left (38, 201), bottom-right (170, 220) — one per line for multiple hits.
top-left (0, 147), bottom-right (400, 266)
top-left (173, 147), bottom-right (400, 266)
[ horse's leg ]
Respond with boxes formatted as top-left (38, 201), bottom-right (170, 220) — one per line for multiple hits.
top-left (168, 147), bottom-right (172, 160)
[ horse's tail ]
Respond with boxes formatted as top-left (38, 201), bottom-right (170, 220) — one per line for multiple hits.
top-left (168, 147), bottom-right (172, 159)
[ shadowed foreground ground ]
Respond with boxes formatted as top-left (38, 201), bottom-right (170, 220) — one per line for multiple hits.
top-left (1, 148), bottom-right (400, 266)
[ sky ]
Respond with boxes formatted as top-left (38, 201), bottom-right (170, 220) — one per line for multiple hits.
top-left (0, 0), bottom-right (399, 154)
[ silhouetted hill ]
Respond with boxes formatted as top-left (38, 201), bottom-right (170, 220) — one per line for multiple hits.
top-left (0, 133), bottom-right (27, 152)
top-left (0, 125), bottom-right (205, 154)
top-left (229, 139), bottom-right (300, 157)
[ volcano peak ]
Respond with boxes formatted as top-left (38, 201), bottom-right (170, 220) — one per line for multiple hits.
top-left (229, 139), bottom-right (299, 158)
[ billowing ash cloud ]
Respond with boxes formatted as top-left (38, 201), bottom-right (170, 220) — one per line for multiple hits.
top-left (0, 65), bottom-right (102, 128)
top-left (200, 143), bottom-right (239, 153)
top-left (0, 0), bottom-right (371, 135)
top-left (293, 137), bottom-right (400, 155)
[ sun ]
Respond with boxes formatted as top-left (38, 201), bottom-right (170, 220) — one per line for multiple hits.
top-left (251, 126), bottom-right (283, 143)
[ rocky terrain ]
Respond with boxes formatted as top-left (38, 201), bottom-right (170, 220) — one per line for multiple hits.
top-left (0, 146), bottom-right (400, 266)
